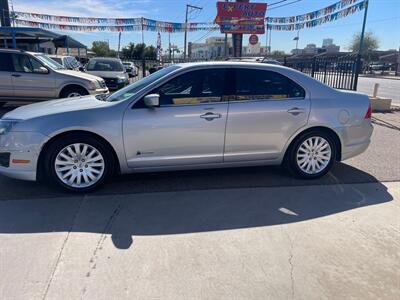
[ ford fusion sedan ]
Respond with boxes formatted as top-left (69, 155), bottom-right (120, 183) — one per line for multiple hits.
top-left (0, 62), bottom-right (373, 192)
top-left (0, 49), bottom-right (108, 107)
top-left (85, 57), bottom-right (129, 90)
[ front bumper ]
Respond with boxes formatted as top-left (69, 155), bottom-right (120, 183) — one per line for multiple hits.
top-left (0, 131), bottom-right (48, 182)
top-left (89, 88), bottom-right (109, 95)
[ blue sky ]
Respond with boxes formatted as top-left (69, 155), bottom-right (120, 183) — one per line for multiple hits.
top-left (11, 0), bottom-right (400, 53)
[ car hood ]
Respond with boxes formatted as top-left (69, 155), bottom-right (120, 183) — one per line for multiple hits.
top-left (3, 95), bottom-right (113, 121)
top-left (56, 69), bottom-right (104, 82)
top-left (85, 71), bottom-right (126, 78)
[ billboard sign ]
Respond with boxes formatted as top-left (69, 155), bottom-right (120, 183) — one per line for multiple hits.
top-left (215, 2), bottom-right (267, 34)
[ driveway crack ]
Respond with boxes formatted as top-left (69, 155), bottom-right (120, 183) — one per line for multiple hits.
top-left (42, 196), bottom-right (86, 300)
top-left (281, 225), bottom-right (295, 300)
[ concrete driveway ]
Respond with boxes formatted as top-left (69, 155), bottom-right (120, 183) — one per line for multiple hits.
top-left (0, 107), bottom-right (399, 300)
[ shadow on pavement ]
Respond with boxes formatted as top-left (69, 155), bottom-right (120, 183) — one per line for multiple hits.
top-left (0, 163), bottom-right (393, 249)
top-left (0, 162), bottom-right (384, 201)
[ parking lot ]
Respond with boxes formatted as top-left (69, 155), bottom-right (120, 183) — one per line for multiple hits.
top-left (0, 102), bottom-right (399, 299)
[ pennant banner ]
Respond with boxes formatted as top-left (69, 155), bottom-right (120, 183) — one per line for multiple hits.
top-left (13, 19), bottom-right (219, 33)
top-left (266, 0), bottom-right (360, 24)
top-left (12, 0), bottom-right (365, 33)
top-left (266, 0), bottom-right (366, 31)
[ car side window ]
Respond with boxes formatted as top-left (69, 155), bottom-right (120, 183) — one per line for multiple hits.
top-left (151, 69), bottom-right (226, 106)
top-left (12, 54), bottom-right (45, 73)
top-left (234, 69), bottom-right (305, 100)
top-left (0, 53), bottom-right (13, 71)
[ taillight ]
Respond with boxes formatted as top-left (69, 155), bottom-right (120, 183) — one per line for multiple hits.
top-left (365, 102), bottom-right (372, 119)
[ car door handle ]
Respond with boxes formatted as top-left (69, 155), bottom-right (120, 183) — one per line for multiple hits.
top-left (11, 74), bottom-right (21, 77)
top-left (200, 112), bottom-right (221, 121)
top-left (287, 108), bottom-right (306, 115)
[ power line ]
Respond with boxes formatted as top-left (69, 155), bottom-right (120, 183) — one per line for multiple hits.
top-left (268, 0), bottom-right (289, 7)
top-left (268, 0), bottom-right (303, 11)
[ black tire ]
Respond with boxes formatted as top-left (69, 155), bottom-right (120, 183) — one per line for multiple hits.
top-left (284, 130), bottom-right (336, 179)
top-left (43, 133), bottom-right (115, 192)
top-left (0, 102), bottom-right (5, 108)
top-left (60, 86), bottom-right (89, 99)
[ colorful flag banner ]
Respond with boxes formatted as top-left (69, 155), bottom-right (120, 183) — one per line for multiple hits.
top-left (266, 0), bottom-right (366, 31)
top-left (266, 0), bottom-right (359, 24)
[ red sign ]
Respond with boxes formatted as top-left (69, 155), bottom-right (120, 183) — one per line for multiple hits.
top-left (249, 34), bottom-right (259, 45)
top-left (215, 2), bottom-right (267, 34)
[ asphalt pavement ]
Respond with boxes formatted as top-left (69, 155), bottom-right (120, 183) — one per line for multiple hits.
top-left (0, 106), bottom-right (399, 300)
top-left (357, 76), bottom-right (400, 105)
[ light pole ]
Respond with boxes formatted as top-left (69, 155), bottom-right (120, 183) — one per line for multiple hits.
top-left (353, 0), bottom-right (369, 90)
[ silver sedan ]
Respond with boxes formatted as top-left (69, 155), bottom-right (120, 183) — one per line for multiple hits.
top-left (0, 62), bottom-right (373, 192)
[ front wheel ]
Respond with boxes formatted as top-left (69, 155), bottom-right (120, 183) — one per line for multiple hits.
top-left (43, 134), bottom-right (114, 192)
top-left (285, 131), bottom-right (336, 179)
top-left (60, 86), bottom-right (89, 98)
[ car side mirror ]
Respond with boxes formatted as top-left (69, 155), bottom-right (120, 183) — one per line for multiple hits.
top-left (36, 67), bottom-right (49, 74)
top-left (143, 94), bottom-right (160, 108)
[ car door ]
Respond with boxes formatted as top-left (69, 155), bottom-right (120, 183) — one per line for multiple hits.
top-left (123, 68), bottom-right (229, 168)
top-left (0, 52), bottom-right (14, 98)
top-left (224, 67), bottom-right (310, 162)
top-left (11, 54), bottom-right (56, 99)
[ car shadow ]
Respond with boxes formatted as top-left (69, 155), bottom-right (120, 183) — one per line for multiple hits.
top-left (0, 163), bottom-right (394, 249)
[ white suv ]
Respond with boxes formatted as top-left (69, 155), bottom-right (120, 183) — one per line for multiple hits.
top-left (0, 49), bottom-right (109, 107)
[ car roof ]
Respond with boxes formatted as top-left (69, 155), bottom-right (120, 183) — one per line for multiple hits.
top-left (89, 57), bottom-right (121, 61)
top-left (0, 49), bottom-right (40, 55)
top-left (175, 61), bottom-right (290, 72)
top-left (48, 55), bottom-right (75, 58)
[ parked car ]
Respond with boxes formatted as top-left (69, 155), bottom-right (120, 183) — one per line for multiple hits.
top-left (0, 62), bottom-right (373, 192)
top-left (261, 58), bottom-right (284, 65)
top-left (48, 55), bottom-right (82, 71)
top-left (0, 49), bottom-right (108, 107)
top-left (85, 57), bottom-right (129, 90)
top-left (122, 62), bottom-right (138, 77)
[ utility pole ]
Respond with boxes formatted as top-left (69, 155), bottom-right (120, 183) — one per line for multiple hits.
top-left (117, 31), bottom-right (121, 58)
top-left (184, 4), bottom-right (202, 59)
top-left (353, 0), bottom-right (369, 91)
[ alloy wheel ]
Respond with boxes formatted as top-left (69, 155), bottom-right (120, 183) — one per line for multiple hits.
top-left (296, 136), bottom-right (332, 175)
top-left (54, 143), bottom-right (105, 188)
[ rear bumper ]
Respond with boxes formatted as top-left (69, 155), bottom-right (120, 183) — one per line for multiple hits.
top-left (340, 120), bottom-right (373, 161)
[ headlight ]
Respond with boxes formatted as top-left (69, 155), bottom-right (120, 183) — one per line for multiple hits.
top-left (117, 76), bottom-right (127, 83)
top-left (88, 81), bottom-right (101, 90)
top-left (0, 120), bottom-right (20, 135)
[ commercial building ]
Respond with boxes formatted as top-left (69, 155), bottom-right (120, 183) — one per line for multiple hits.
top-left (291, 39), bottom-right (340, 56)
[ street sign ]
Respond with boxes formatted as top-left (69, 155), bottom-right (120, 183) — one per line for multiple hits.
top-left (215, 1), bottom-right (267, 34)
top-left (249, 34), bottom-right (259, 45)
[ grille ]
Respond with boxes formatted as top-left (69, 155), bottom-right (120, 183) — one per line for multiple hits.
top-left (0, 153), bottom-right (10, 168)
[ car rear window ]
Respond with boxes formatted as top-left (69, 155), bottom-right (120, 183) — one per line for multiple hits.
top-left (234, 68), bottom-right (305, 100)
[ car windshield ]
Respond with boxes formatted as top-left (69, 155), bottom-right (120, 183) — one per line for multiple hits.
top-left (50, 57), bottom-right (62, 64)
top-left (106, 65), bottom-right (181, 102)
top-left (87, 59), bottom-right (124, 71)
top-left (36, 55), bottom-right (64, 70)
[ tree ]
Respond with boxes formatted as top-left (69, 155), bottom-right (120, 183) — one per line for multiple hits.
top-left (348, 31), bottom-right (379, 56)
top-left (121, 43), bottom-right (157, 59)
top-left (122, 42), bottom-right (135, 59)
top-left (91, 41), bottom-right (111, 57)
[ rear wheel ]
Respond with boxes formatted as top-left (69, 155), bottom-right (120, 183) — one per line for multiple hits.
top-left (43, 134), bottom-right (114, 192)
top-left (60, 86), bottom-right (89, 98)
top-left (285, 131), bottom-right (336, 179)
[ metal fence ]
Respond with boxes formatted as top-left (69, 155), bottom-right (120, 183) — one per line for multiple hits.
top-left (283, 54), bottom-right (359, 90)
top-left (123, 54), bottom-right (361, 91)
